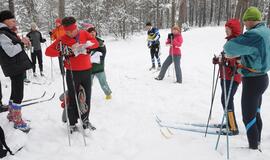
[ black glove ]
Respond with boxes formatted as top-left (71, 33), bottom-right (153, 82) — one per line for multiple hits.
top-left (57, 43), bottom-right (74, 57)
top-left (49, 31), bottom-right (52, 36)
top-left (168, 33), bottom-right (174, 40)
top-left (41, 38), bottom-right (46, 43)
top-left (212, 56), bottom-right (219, 64)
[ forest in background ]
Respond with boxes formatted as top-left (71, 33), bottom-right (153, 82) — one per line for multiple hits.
top-left (1, 0), bottom-right (270, 38)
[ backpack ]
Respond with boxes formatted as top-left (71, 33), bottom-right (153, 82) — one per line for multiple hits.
top-left (0, 126), bottom-right (13, 158)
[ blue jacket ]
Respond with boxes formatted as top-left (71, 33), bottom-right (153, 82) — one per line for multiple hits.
top-left (147, 27), bottom-right (160, 47)
top-left (224, 23), bottom-right (270, 77)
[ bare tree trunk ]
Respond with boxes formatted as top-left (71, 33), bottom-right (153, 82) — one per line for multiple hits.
top-left (166, 8), bottom-right (170, 28)
top-left (234, 0), bottom-right (244, 19)
top-left (8, 0), bottom-right (15, 14)
top-left (59, 0), bottom-right (65, 18)
top-left (217, 0), bottom-right (223, 26)
top-left (171, 0), bottom-right (176, 26)
top-left (202, 0), bottom-right (207, 26)
top-left (268, 1), bottom-right (270, 26)
top-left (209, 0), bottom-right (214, 24)
top-left (178, 0), bottom-right (187, 26)
top-left (226, 0), bottom-right (231, 20)
top-left (189, 0), bottom-right (194, 26)
top-left (156, 0), bottom-right (161, 28)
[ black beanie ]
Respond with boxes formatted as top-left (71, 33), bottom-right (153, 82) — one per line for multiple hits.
top-left (0, 10), bottom-right (15, 23)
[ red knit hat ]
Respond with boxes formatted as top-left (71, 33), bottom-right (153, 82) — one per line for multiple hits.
top-left (225, 19), bottom-right (241, 37)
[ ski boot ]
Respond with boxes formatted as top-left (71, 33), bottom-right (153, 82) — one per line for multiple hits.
top-left (11, 103), bottom-right (30, 133)
top-left (155, 76), bottom-right (162, 81)
top-left (33, 72), bottom-right (37, 77)
top-left (24, 78), bottom-right (30, 83)
top-left (149, 65), bottom-right (155, 71)
top-left (7, 101), bottom-right (13, 122)
top-left (0, 101), bottom-right (8, 113)
top-left (40, 72), bottom-right (45, 77)
top-left (105, 94), bottom-right (112, 100)
top-left (69, 125), bottom-right (78, 134)
top-left (83, 121), bottom-right (96, 131)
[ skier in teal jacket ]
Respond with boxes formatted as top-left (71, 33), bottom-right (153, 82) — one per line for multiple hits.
top-left (224, 7), bottom-right (270, 150)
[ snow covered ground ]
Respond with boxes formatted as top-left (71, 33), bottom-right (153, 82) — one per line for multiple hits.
top-left (1, 26), bottom-right (270, 160)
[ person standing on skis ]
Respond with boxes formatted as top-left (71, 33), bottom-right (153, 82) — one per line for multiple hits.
top-left (45, 17), bottom-right (99, 131)
top-left (155, 25), bottom-right (183, 83)
top-left (146, 22), bottom-right (161, 71)
top-left (224, 7), bottom-right (270, 150)
top-left (26, 22), bottom-right (46, 77)
top-left (0, 10), bottom-right (32, 132)
top-left (212, 19), bottom-right (242, 135)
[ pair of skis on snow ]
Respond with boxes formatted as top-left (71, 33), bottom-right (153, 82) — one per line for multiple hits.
top-left (1, 91), bottom-right (55, 113)
top-left (155, 115), bottom-right (236, 138)
top-left (21, 91), bottom-right (55, 107)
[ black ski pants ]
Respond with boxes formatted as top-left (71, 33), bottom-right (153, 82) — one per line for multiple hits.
top-left (31, 50), bottom-right (43, 73)
top-left (66, 69), bottom-right (92, 125)
top-left (9, 73), bottom-right (24, 104)
top-left (150, 44), bottom-right (161, 67)
top-left (220, 79), bottom-right (239, 131)
top-left (241, 74), bottom-right (269, 149)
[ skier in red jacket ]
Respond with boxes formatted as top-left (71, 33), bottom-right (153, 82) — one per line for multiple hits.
top-left (45, 17), bottom-right (98, 131)
top-left (155, 25), bottom-right (183, 83)
top-left (213, 19), bottom-right (242, 135)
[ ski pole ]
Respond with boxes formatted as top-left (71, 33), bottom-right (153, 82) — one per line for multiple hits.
top-left (59, 41), bottom-right (71, 146)
top-left (65, 48), bottom-right (87, 146)
top-left (215, 57), bottom-right (236, 160)
top-left (170, 34), bottom-right (175, 81)
top-left (45, 42), bottom-right (54, 81)
top-left (205, 63), bottom-right (220, 137)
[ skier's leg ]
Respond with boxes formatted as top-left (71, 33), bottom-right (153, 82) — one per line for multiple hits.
top-left (256, 96), bottom-right (262, 143)
top-left (9, 73), bottom-right (29, 131)
top-left (80, 69), bottom-right (92, 124)
top-left (66, 70), bottom-right (80, 126)
top-left (96, 72), bottom-right (112, 96)
top-left (31, 52), bottom-right (37, 74)
top-left (154, 45), bottom-right (161, 67)
top-left (173, 55), bottom-right (182, 83)
top-left (36, 50), bottom-right (43, 74)
top-left (157, 55), bottom-right (172, 79)
top-left (9, 73), bottom-right (24, 104)
top-left (241, 75), bottom-right (268, 149)
top-left (150, 48), bottom-right (155, 68)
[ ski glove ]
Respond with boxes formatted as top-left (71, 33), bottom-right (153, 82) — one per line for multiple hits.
top-left (168, 33), bottom-right (174, 40)
top-left (56, 43), bottom-right (74, 57)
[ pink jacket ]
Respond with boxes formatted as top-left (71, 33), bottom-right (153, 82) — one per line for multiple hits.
top-left (166, 33), bottom-right (183, 56)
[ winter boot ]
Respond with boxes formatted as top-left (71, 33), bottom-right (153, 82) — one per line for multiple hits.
top-left (105, 94), bottom-right (112, 100)
top-left (7, 101), bottom-right (13, 122)
top-left (40, 72), bottom-right (45, 77)
top-left (83, 120), bottom-right (96, 131)
top-left (0, 102), bottom-right (8, 113)
top-left (149, 65), bottom-right (155, 71)
top-left (11, 103), bottom-right (30, 133)
top-left (33, 72), bottom-right (37, 77)
top-left (69, 125), bottom-right (78, 134)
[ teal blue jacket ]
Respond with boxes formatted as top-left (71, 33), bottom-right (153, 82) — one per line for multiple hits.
top-left (224, 23), bottom-right (270, 77)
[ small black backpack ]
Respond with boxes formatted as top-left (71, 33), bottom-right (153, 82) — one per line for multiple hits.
top-left (0, 126), bottom-right (13, 158)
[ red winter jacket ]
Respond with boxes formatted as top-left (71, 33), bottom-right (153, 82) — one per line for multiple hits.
top-left (45, 30), bottom-right (99, 71)
top-left (166, 33), bottom-right (183, 56)
top-left (220, 19), bottom-right (242, 84)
